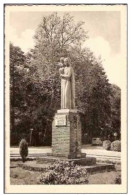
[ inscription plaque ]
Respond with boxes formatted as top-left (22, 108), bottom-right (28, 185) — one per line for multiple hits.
top-left (55, 115), bottom-right (67, 126)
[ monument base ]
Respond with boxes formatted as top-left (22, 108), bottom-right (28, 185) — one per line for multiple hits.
top-left (52, 109), bottom-right (86, 159)
top-left (36, 155), bottom-right (96, 166)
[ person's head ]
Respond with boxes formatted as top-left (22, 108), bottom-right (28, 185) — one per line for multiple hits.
top-left (58, 57), bottom-right (64, 68)
top-left (60, 57), bottom-right (64, 64)
top-left (64, 57), bottom-right (70, 67)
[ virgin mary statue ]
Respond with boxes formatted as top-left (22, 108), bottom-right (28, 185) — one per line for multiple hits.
top-left (60, 57), bottom-right (75, 109)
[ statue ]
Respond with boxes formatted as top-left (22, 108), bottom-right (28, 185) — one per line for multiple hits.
top-left (59, 57), bottom-right (75, 109)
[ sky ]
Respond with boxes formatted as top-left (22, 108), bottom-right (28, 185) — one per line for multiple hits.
top-left (9, 11), bottom-right (122, 87)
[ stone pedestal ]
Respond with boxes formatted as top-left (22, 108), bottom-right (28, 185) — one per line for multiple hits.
top-left (52, 109), bottom-right (86, 159)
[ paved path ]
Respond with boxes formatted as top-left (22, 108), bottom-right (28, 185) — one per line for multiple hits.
top-left (10, 145), bottom-right (121, 163)
top-left (11, 146), bottom-right (120, 157)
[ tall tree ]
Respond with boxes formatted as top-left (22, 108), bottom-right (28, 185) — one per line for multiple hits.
top-left (10, 43), bottom-right (31, 145)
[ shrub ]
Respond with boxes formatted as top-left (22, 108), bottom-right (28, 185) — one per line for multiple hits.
top-left (111, 140), bottom-right (121, 152)
top-left (115, 173), bottom-right (121, 184)
top-left (103, 140), bottom-right (111, 150)
top-left (19, 139), bottom-right (28, 162)
top-left (38, 161), bottom-right (89, 184)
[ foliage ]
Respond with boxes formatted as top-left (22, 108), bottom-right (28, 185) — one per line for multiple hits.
top-left (70, 47), bottom-right (112, 141)
top-left (10, 12), bottom-right (121, 145)
top-left (111, 140), bottom-right (121, 152)
top-left (110, 85), bottom-right (121, 139)
top-left (103, 140), bottom-right (111, 150)
top-left (38, 161), bottom-right (89, 184)
top-left (10, 43), bottom-right (31, 145)
top-left (34, 12), bottom-right (87, 64)
top-left (19, 139), bottom-right (28, 162)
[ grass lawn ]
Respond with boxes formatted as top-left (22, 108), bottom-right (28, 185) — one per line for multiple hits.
top-left (11, 166), bottom-right (40, 185)
top-left (10, 161), bottom-right (121, 185)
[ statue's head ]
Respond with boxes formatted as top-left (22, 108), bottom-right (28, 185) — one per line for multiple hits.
top-left (64, 57), bottom-right (70, 67)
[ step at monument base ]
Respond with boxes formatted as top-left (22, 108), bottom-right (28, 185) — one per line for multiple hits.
top-left (36, 155), bottom-right (96, 166)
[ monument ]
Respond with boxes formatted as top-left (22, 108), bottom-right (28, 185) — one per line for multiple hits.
top-left (51, 57), bottom-right (96, 164)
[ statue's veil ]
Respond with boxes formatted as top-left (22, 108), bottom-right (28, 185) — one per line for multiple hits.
top-left (71, 66), bottom-right (75, 109)
top-left (67, 58), bottom-right (75, 109)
